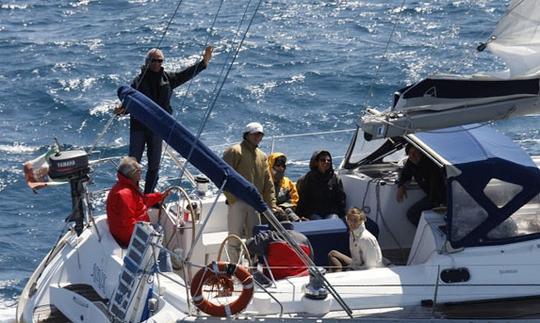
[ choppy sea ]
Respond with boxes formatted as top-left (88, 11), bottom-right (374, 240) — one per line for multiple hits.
top-left (1, 0), bottom-right (539, 321)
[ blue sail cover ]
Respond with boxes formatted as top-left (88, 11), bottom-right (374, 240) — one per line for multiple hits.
top-left (414, 125), bottom-right (540, 247)
top-left (117, 86), bottom-right (269, 213)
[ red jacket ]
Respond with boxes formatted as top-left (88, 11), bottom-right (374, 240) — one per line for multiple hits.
top-left (106, 173), bottom-right (163, 247)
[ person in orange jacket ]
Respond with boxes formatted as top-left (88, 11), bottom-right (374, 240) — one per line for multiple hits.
top-left (106, 156), bottom-right (170, 247)
top-left (267, 152), bottom-right (300, 221)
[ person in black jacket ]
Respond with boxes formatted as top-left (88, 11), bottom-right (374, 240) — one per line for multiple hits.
top-left (396, 144), bottom-right (446, 226)
top-left (296, 150), bottom-right (346, 220)
top-left (115, 46), bottom-right (213, 194)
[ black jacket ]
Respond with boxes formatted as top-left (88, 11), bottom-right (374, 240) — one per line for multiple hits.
top-left (397, 156), bottom-right (446, 205)
top-left (130, 61), bottom-right (207, 130)
top-left (295, 150), bottom-right (347, 218)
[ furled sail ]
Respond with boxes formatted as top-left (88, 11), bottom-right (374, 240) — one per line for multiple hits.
top-left (487, 0), bottom-right (540, 77)
top-left (117, 86), bottom-right (269, 213)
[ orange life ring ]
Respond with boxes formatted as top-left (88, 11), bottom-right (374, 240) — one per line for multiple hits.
top-left (190, 261), bottom-right (254, 317)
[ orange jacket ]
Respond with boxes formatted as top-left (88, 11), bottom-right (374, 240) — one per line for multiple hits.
top-left (106, 173), bottom-right (163, 247)
top-left (267, 152), bottom-right (299, 208)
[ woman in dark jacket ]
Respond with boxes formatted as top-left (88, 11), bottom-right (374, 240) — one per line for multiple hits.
top-left (296, 150), bottom-right (346, 220)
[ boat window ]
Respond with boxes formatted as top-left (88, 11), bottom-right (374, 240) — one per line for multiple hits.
top-left (487, 193), bottom-right (540, 240)
top-left (450, 180), bottom-right (488, 241)
top-left (483, 179), bottom-right (523, 208)
top-left (344, 129), bottom-right (405, 168)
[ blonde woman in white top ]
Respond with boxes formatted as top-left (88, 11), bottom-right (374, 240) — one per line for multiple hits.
top-left (328, 207), bottom-right (383, 272)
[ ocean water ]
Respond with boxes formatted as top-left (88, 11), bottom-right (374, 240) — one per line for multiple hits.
top-left (1, 0), bottom-right (539, 321)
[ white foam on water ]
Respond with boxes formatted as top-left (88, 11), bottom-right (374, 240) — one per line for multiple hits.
top-left (0, 305), bottom-right (16, 323)
top-left (89, 99), bottom-right (117, 116)
top-left (0, 143), bottom-right (38, 155)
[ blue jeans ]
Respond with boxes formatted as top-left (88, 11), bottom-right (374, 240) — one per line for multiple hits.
top-left (129, 129), bottom-right (162, 194)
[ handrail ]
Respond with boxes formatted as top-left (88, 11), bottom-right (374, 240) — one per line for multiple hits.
top-left (207, 128), bottom-right (356, 151)
top-left (268, 128), bottom-right (355, 153)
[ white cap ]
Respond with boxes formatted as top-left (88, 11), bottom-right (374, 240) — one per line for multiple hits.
top-left (244, 122), bottom-right (264, 135)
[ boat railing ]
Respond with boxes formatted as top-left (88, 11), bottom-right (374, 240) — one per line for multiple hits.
top-left (267, 128), bottom-right (356, 154)
top-left (161, 128), bottom-right (357, 190)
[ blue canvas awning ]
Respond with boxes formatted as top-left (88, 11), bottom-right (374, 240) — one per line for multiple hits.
top-left (117, 86), bottom-right (269, 214)
top-left (411, 125), bottom-right (540, 247)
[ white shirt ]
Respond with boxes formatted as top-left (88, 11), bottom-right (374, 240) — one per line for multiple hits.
top-left (349, 223), bottom-right (383, 270)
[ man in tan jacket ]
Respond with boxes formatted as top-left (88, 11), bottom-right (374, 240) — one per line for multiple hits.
top-left (223, 122), bottom-right (279, 262)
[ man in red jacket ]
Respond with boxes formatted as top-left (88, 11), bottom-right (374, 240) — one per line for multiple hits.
top-left (106, 156), bottom-right (170, 247)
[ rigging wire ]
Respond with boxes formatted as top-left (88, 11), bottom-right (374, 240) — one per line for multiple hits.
top-left (443, 2), bottom-right (503, 75)
top-left (364, 0), bottom-right (407, 112)
top-left (89, 0), bottom-right (186, 157)
top-left (160, 0), bottom-right (229, 180)
top-left (173, 0), bottom-right (265, 182)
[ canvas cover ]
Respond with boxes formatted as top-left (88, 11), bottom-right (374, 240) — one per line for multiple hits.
top-left (117, 86), bottom-right (269, 213)
top-left (411, 125), bottom-right (540, 247)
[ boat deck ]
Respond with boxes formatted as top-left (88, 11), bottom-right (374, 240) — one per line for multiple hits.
top-left (32, 284), bottom-right (108, 323)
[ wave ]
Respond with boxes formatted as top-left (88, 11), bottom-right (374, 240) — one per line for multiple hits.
top-left (0, 4), bottom-right (29, 10)
top-left (0, 143), bottom-right (39, 155)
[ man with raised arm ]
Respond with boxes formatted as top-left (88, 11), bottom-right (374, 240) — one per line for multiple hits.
top-left (115, 46), bottom-right (213, 194)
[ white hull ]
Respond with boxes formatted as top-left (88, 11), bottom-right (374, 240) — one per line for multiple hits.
top-left (17, 181), bottom-right (540, 321)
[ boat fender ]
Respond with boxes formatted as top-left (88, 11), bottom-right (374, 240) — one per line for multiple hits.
top-left (190, 261), bottom-right (254, 317)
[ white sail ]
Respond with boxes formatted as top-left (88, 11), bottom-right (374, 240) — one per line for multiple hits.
top-left (487, 0), bottom-right (540, 77)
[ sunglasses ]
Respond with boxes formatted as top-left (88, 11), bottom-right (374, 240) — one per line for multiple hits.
top-left (319, 158), bottom-right (331, 163)
top-left (151, 58), bottom-right (164, 63)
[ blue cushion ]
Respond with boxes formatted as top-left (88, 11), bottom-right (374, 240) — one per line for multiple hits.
top-left (253, 218), bottom-right (380, 266)
top-left (294, 218), bottom-right (349, 265)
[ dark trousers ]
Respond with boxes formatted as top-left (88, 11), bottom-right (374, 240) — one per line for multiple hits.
top-left (129, 128), bottom-right (162, 194)
top-left (407, 196), bottom-right (436, 227)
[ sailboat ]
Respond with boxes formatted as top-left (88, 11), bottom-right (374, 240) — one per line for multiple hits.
top-left (16, 0), bottom-right (540, 321)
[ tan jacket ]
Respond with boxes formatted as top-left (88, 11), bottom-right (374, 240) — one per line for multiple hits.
top-left (223, 140), bottom-right (276, 208)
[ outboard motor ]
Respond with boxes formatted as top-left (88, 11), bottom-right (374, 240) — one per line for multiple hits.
top-left (48, 150), bottom-right (90, 236)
